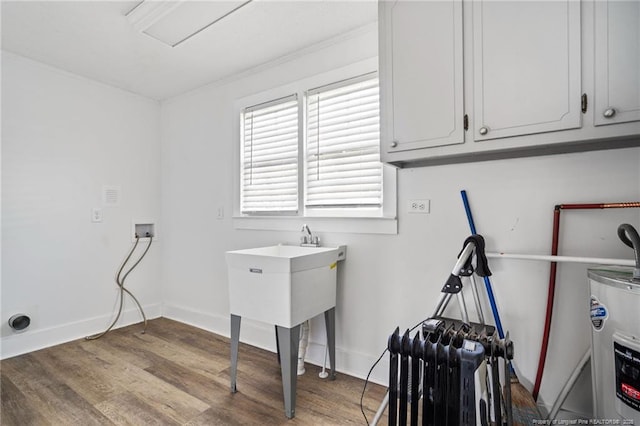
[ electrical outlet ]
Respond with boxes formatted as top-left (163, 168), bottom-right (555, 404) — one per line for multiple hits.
top-left (408, 199), bottom-right (430, 214)
top-left (217, 206), bottom-right (224, 219)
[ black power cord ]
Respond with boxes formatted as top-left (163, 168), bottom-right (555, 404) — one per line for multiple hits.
top-left (360, 317), bottom-right (430, 425)
top-left (86, 235), bottom-right (153, 340)
top-left (361, 346), bottom-right (388, 425)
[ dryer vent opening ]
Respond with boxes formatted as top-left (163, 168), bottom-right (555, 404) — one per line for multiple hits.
top-left (8, 314), bottom-right (31, 331)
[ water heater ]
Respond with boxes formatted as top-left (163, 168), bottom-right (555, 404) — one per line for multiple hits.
top-left (589, 266), bottom-right (640, 422)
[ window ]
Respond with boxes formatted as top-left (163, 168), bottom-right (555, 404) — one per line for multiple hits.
top-left (239, 71), bottom-right (392, 221)
top-left (241, 95), bottom-right (299, 214)
top-left (306, 74), bottom-right (382, 210)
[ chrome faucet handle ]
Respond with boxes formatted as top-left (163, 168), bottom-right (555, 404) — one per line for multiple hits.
top-left (300, 224), bottom-right (312, 245)
top-left (300, 224), bottom-right (321, 247)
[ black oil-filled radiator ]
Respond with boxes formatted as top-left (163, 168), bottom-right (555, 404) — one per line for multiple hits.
top-left (386, 317), bottom-right (513, 426)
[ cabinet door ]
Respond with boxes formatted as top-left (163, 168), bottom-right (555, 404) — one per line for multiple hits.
top-left (379, 0), bottom-right (464, 153)
top-left (472, 1), bottom-right (582, 141)
top-left (594, 0), bottom-right (640, 126)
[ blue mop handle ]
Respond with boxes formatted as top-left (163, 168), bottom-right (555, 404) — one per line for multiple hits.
top-left (461, 190), bottom-right (505, 339)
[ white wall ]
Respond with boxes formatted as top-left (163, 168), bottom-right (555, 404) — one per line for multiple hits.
top-left (1, 52), bottom-right (162, 358)
top-left (160, 25), bottom-right (640, 417)
top-left (2, 21), bottom-right (638, 418)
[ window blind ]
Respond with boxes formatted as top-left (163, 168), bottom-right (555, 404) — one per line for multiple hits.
top-left (305, 73), bottom-right (382, 208)
top-left (241, 95), bottom-right (298, 213)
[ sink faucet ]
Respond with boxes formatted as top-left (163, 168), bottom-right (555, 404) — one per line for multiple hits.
top-left (300, 224), bottom-right (320, 247)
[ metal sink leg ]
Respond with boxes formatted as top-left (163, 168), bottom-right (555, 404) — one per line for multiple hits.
top-left (276, 324), bottom-right (301, 418)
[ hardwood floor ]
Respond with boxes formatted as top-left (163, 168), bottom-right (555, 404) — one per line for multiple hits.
top-left (1, 318), bottom-right (388, 425)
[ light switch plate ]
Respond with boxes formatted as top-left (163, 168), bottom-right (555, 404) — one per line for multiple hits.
top-left (92, 208), bottom-right (103, 222)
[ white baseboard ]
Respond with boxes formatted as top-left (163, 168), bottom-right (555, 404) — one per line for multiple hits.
top-left (161, 303), bottom-right (389, 386)
top-left (0, 303), bottom-right (162, 360)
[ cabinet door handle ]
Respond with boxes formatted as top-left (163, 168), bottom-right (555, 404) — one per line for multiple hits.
top-left (603, 108), bottom-right (616, 118)
top-left (479, 126), bottom-right (489, 136)
top-left (390, 140), bottom-right (398, 148)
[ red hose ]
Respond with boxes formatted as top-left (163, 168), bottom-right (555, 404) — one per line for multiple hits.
top-left (532, 207), bottom-right (560, 401)
top-left (532, 201), bottom-right (640, 401)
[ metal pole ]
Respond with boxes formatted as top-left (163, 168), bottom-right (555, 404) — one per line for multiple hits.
top-left (461, 190), bottom-right (506, 339)
top-left (469, 275), bottom-right (486, 324)
top-left (486, 252), bottom-right (635, 266)
top-left (371, 392), bottom-right (389, 426)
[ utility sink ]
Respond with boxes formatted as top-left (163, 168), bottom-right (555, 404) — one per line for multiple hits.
top-left (226, 245), bottom-right (346, 328)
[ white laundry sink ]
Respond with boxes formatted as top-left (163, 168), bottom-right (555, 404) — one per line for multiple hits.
top-left (226, 245), bottom-right (346, 327)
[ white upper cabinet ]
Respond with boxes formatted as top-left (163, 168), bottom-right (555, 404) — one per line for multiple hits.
top-left (379, 0), bottom-right (640, 167)
top-left (472, 0), bottom-right (582, 141)
top-left (593, 0), bottom-right (640, 126)
top-left (379, 0), bottom-right (464, 155)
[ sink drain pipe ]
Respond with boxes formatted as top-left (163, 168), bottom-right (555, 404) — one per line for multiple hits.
top-left (532, 202), bottom-right (640, 401)
top-left (297, 320), bottom-right (310, 375)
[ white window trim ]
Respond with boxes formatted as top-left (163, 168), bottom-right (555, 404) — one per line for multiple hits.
top-left (232, 58), bottom-right (397, 235)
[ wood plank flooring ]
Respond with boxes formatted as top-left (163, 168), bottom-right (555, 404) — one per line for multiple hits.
top-left (1, 318), bottom-right (388, 425)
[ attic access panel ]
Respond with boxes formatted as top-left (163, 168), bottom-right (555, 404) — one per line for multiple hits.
top-left (127, 0), bottom-right (252, 47)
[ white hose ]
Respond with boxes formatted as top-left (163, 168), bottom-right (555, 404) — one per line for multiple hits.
top-left (297, 320), bottom-right (309, 375)
top-left (548, 349), bottom-right (591, 420)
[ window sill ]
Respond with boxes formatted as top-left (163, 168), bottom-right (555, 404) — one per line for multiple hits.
top-left (232, 215), bottom-right (398, 235)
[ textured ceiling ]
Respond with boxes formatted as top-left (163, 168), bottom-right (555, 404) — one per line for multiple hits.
top-left (1, 1), bottom-right (377, 100)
